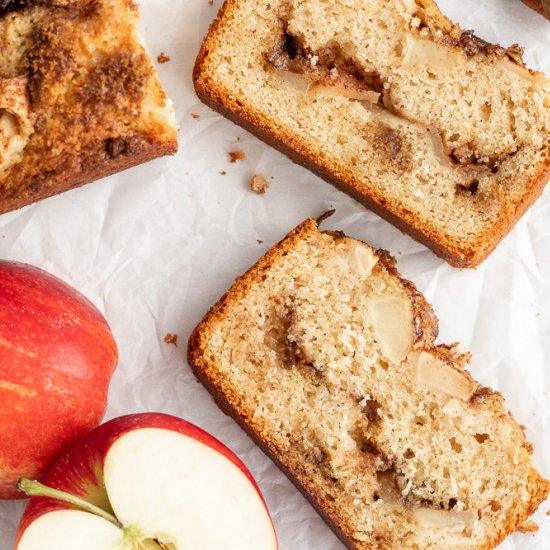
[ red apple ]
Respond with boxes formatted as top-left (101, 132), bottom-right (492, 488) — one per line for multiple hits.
top-left (0, 261), bottom-right (118, 499)
top-left (15, 413), bottom-right (278, 549)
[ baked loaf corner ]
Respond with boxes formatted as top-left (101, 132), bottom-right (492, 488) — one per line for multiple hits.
top-left (194, 0), bottom-right (550, 267)
top-left (189, 216), bottom-right (550, 549)
top-left (522, 0), bottom-right (550, 19)
top-left (0, 0), bottom-right (178, 215)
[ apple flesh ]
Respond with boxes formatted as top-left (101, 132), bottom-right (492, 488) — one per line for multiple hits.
top-left (16, 413), bottom-right (278, 550)
top-left (0, 261), bottom-right (118, 498)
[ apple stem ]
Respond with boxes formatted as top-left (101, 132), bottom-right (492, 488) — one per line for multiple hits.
top-left (16, 478), bottom-right (122, 528)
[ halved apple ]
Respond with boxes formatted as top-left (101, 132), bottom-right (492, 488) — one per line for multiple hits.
top-left (16, 413), bottom-right (278, 550)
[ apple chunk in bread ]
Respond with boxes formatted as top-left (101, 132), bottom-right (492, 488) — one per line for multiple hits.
top-left (16, 413), bottom-right (278, 550)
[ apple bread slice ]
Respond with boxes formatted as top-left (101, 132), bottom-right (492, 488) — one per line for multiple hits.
top-left (194, 0), bottom-right (550, 267)
top-left (188, 217), bottom-right (549, 550)
top-left (0, 0), bottom-right (177, 215)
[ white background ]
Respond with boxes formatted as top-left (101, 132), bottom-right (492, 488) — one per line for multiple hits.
top-left (0, 0), bottom-right (549, 548)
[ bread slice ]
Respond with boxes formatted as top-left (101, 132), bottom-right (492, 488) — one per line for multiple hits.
top-left (193, 0), bottom-right (550, 268)
top-left (522, 0), bottom-right (550, 18)
top-left (0, 0), bottom-right (177, 215)
top-left (188, 216), bottom-right (550, 549)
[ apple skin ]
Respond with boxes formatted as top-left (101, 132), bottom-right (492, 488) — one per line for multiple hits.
top-left (0, 261), bottom-right (118, 499)
top-left (15, 413), bottom-right (277, 547)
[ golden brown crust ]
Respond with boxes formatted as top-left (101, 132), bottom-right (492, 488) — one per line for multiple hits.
top-left (188, 217), bottom-right (550, 549)
top-left (0, 0), bottom-right (177, 215)
top-left (193, 0), bottom-right (550, 268)
top-left (522, 0), bottom-right (550, 18)
top-left (0, 136), bottom-right (176, 214)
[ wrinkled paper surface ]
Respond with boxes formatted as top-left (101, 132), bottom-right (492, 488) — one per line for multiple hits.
top-left (1, 0), bottom-right (549, 548)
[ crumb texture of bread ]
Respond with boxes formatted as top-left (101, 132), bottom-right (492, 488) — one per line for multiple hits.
top-left (188, 218), bottom-right (550, 550)
top-left (251, 173), bottom-right (269, 194)
top-left (194, 0), bottom-right (550, 267)
top-left (229, 149), bottom-right (245, 162)
top-left (0, 0), bottom-right (178, 215)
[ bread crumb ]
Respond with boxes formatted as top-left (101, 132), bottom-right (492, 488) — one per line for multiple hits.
top-left (251, 174), bottom-right (269, 194)
top-left (208, 0), bottom-right (214, 5)
top-left (257, 239), bottom-right (264, 244)
top-left (220, 170), bottom-right (227, 175)
top-left (547, 510), bottom-right (550, 516)
top-left (517, 520), bottom-right (538, 534)
top-left (191, 113), bottom-right (200, 119)
top-left (157, 52), bottom-right (171, 64)
top-left (164, 333), bottom-right (178, 346)
top-left (229, 150), bottom-right (245, 163)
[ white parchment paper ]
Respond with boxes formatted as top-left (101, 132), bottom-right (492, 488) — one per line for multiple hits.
top-left (0, 0), bottom-right (549, 548)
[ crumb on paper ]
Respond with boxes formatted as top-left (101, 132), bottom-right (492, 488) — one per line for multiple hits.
top-left (191, 113), bottom-right (200, 119)
top-left (229, 150), bottom-right (245, 163)
top-left (164, 333), bottom-right (178, 346)
top-left (517, 521), bottom-right (538, 534)
top-left (257, 239), bottom-right (264, 244)
top-left (251, 174), bottom-right (269, 194)
top-left (208, 0), bottom-right (214, 5)
top-left (547, 510), bottom-right (550, 516)
top-left (220, 170), bottom-right (227, 175)
top-left (157, 52), bottom-right (171, 64)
